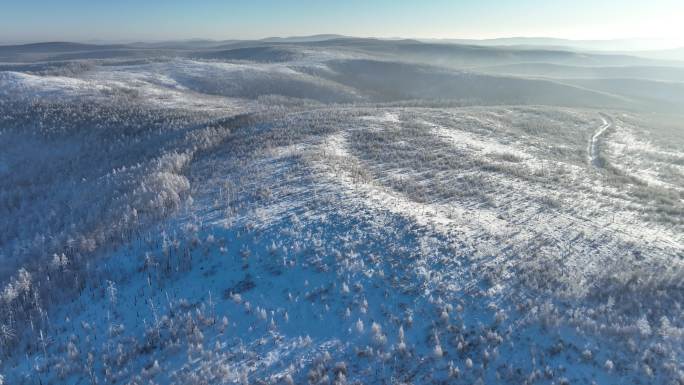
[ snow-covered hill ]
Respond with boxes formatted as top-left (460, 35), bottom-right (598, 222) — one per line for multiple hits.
top-left (0, 41), bottom-right (683, 385)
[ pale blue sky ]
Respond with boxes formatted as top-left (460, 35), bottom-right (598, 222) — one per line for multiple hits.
top-left (1, 0), bottom-right (682, 44)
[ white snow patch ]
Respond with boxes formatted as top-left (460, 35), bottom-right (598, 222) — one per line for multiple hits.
top-left (606, 124), bottom-right (684, 190)
top-left (361, 111), bottom-right (401, 124)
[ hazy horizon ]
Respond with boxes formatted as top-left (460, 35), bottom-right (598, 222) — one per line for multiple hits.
top-left (2, 0), bottom-right (683, 49)
top-left (2, 34), bottom-right (682, 46)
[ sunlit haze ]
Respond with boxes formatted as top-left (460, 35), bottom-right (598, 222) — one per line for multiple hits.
top-left (1, 0), bottom-right (683, 48)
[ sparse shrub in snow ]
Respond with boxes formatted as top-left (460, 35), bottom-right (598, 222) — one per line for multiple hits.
top-left (440, 309), bottom-right (449, 323)
top-left (396, 340), bottom-right (407, 356)
top-left (67, 340), bottom-right (79, 360)
top-left (268, 241), bottom-right (278, 255)
top-left (355, 319), bottom-right (364, 333)
top-left (495, 309), bottom-right (507, 324)
top-left (142, 360), bottom-right (161, 378)
top-left (307, 364), bottom-right (325, 384)
top-left (544, 365), bottom-right (554, 379)
top-left (51, 253), bottom-right (69, 270)
top-left (371, 322), bottom-right (387, 346)
top-left (433, 343), bottom-right (443, 359)
top-left (465, 357), bottom-right (473, 369)
top-left (283, 373), bottom-right (295, 385)
top-left (333, 361), bottom-right (347, 378)
top-left (637, 316), bottom-right (652, 336)
top-left (257, 307), bottom-right (267, 320)
top-left (604, 359), bottom-right (614, 371)
top-left (643, 364), bottom-right (654, 377)
top-left (0, 324), bottom-right (15, 351)
top-left (106, 280), bottom-right (118, 307)
top-left (333, 372), bottom-right (347, 385)
top-left (446, 361), bottom-right (459, 379)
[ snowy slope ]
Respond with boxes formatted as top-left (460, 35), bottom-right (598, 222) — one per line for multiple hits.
top-left (0, 45), bottom-right (683, 385)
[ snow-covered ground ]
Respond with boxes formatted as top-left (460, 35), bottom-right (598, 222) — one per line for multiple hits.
top-left (0, 51), bottom-right (683, 385)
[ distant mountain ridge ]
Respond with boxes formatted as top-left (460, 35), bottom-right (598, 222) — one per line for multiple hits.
top-left (260, 34), bottom-right (349, 43)
top-left (0, 41), bottom-right (127, 52)
top-left (420, 37), bottom-right (683, 52)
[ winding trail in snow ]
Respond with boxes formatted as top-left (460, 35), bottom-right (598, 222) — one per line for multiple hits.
top-left (588, 114), bottom-right (613, 168)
